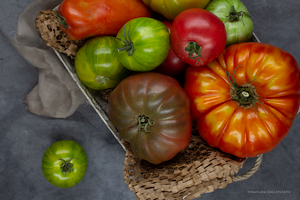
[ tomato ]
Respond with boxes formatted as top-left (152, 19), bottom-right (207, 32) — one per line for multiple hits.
top-left (75, 36), bottom-right (130, 90)
top-left (184, 42), bottom-right (300, 158)
top-left (42, 140), bottom-right (87, 188)
top-left (116, 17), bottom-right (170, 72)
top-left (142, 0), bottom-right (211, 20)
top-left (205, 0), bottom-right (254, 46)
top-left (108, 72), bottom-right (192, 164)
top-left (151, 21), bottom-right (189, 77)
top-left (171, 8), bottom-right (227, 67)
top-left (56, 0), bottom-right (152, 41)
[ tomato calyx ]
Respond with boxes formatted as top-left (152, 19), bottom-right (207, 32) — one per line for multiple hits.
top-left (116, 24), bottom-right (135, 56)
top-left (227, 66), bottom-right (274, 115)
top-left (185, 41), bottom-right (203, 66)
top-left (229, 83), bottom-right (259, 108)
top-left (137, 115), bottom-right (155, 132)
top-left (54, 10), bottom-right (68, 28)
top-left (226, 6), bottom-right (250, 26)
top-left (59, 157), bottom-right (76, 175)
top-left (94, 75), bottom-right (110, 84)
top-left (227, 66), bottom-right (261, 112)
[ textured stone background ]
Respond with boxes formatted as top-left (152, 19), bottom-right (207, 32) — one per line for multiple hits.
top-left (1, 0), bottom-right (299, 199)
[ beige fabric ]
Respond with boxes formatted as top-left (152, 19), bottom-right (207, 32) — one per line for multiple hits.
top-left (10, 0), bottom-right (86, 118)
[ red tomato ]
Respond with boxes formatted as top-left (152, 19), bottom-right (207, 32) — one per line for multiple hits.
top-left (184, 42), bottom-right (300, 158)
top-left (171, 8), bottom-right (227, 67)
top-left (108, 72), bottom-right (192, 164)
top-left (56, 0), bottom-right (152, 41)
top-left (152, 21), bottom-right (189, 77)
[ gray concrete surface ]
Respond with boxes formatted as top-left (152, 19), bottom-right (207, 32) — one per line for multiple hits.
top-left (1, 0), bottom-right (300, 199)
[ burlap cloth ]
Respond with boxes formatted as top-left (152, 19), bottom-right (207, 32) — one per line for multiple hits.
top-left (10, 0), bottom-right (86, 118)
top-left (11, 1), bottom-right (263, 199)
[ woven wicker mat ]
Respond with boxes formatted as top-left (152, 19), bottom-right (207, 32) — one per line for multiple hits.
top-left (123, 135), bottom-right (248, 200)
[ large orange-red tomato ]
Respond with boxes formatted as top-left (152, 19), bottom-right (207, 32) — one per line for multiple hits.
top-left (108, 73), bottom-right (192, 164)
top-left (184, 42), bottom-right (300, 158)
top-left (56, 0), bottom-right (152, 41)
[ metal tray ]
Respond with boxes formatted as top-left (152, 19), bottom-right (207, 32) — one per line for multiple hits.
top-left (53, 34), bottom-right (261, 151)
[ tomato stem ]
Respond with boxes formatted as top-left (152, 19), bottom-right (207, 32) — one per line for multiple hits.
top-left (227, 66), bottom-right (274, 115)
top-left (95, 75), bottom-right (110, 84)
top-left (185, 41), bottom-right (202, 66)
top-left (54, 10), bottom-right (68, 28)
top-left (227, 65), bottom-right (260, 113)
top-left (226, 6), bottom-right (250, 26)
top-left (116, 23), bottom-right (135, 56)
top-left (59, 157), bottom-right (76, 175)
top-left (137, 115), bottom-right (155, 132)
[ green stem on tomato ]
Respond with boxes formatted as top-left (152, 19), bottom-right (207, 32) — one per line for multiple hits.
top-left (54, 10), bottom-right (68, 28)
top-left (137, 115), bottom-right (155, 132)
top-left (227, 65), bottom-right (272, 115)
top-left (59, 157), bottom-right (76, 174)
top-left (185, 41), bottom-right (202, 66)
top-left (116, 23), bottom-right (135, 56)
top-left (226, 6), bottom-right (250, 26)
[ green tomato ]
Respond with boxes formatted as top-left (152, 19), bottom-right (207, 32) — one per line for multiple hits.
top-left (116, 17), bottom-right (170, 71)
top-left (75, 36), bottom-right (130, 90)
top-left (42, 140), bottom-right (87, 188)
top-left (205, 0), bottom-right (254, 46)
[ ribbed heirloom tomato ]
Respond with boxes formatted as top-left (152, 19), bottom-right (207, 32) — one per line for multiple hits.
top-left (108, 73), bottom-right (192, 164)
top-left (116, 17), bottom-right (170, 71)
top-left (205, 0), bottom-right (254, 46)
top-left (184, 42), bottom-right (300, 158)
top-left (75, 36), bottom-right (130, 90)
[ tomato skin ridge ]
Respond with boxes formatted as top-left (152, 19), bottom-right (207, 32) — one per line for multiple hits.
top-left (108, 73), bottom-right (192, 164)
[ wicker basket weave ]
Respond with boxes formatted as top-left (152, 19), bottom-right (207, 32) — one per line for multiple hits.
top-left (123, 135), bottom-right (247, 200)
